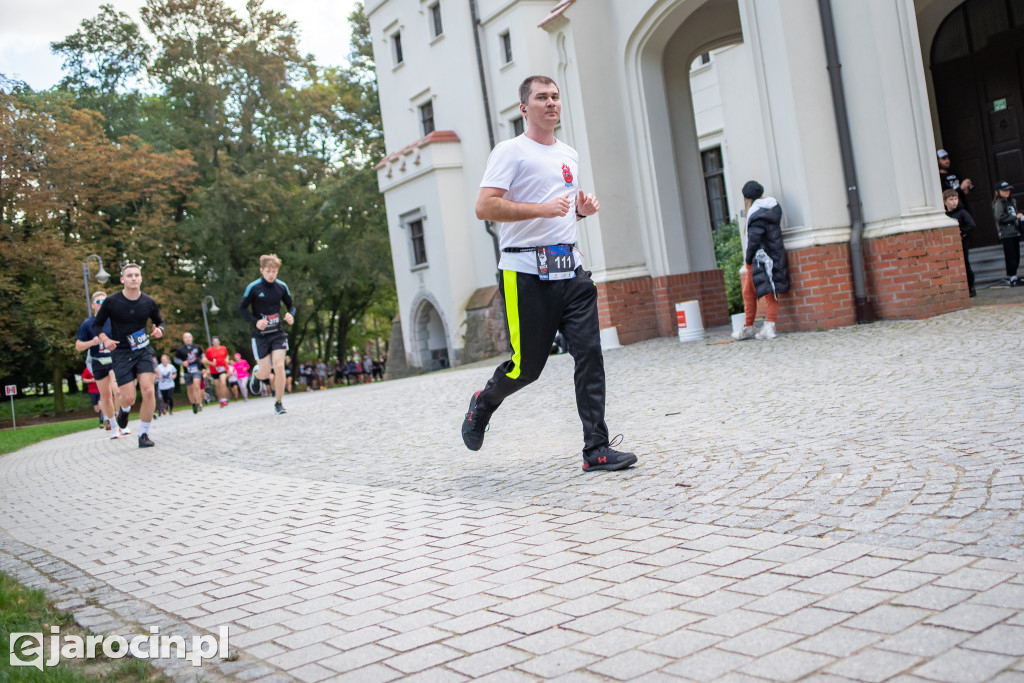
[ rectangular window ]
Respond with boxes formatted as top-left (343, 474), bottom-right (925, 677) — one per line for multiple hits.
top-left (701, 147), bottom-right (729, 229)
top-left (511, 116), bottom-right (524, 137)
top-left (409, 218), bottom-right (427, 266)
top-left (420, 101), bottom-right (435, 135)
top-left (392, 31), bottom-right (404, 65)
top-left (500, 31), bottom-right (513, 64)
top-left (429, 2), bottom-right (443, 38)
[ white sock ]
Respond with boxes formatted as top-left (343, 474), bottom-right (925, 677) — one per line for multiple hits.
top-left (140, 421), bottom-right (151, 435)
top-left (108, 416), bottom-right (117, 428)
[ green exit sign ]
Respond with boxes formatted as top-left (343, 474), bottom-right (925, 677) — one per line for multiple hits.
top-left (994, 98), bottom-right (1007, 111)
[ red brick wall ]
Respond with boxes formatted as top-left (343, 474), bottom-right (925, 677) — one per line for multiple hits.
top-left (596, 226), bottom-right (969, 343)
top-left (596, 269), bottom-right (729, 345)
top-left (863, 226), bottom-right (970, 320)
top-left (776, 243), bottom-right (858, 331)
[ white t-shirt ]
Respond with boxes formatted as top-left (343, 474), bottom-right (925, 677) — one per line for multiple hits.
top-left (156, 363), bottom-right (176, 390)
top-left (480, 135), bottom-right (584, 274)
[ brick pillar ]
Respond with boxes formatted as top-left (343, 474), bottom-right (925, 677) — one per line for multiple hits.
top-left (596, 227), bottom-right (970, 342)
top-left (776, 225), bottom-right (970, 331)
top-left (596, 269), bottom-right (729, 345)
top-left (863, 226), bottom-right (970, 319)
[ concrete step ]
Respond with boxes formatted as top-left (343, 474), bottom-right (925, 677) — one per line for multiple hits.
top-left (969, 243), bottom-right (1023, 284)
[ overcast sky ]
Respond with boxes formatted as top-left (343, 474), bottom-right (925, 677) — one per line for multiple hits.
top-left (0, 0), bottom-right (362, 90)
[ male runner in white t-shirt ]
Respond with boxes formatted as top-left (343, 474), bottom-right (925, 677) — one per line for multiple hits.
top-left (461, 75), bottom-right (637, 472)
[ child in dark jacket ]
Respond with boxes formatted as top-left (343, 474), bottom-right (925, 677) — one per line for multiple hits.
top-left (992, 181), bottom-right (1023, 286)
top-left (943, 189), bottom-right (976, 297)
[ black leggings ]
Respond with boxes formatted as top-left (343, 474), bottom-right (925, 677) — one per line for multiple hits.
top-left (160, 388), bottom-right (174, 411)
top-left (475, 267), bottom-right (608, 454)
top-left (962, 236), bottom-right (974, 288)
top-left (1002, 235), bottom-right (1021, 277)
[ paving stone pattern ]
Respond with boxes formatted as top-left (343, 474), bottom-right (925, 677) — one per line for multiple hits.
top-left (1, 303), bottom-right (1022, 682)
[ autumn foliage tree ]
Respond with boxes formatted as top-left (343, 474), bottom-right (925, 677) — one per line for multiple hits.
top-left (1, 0), bottom-right (393, 409)
top-left (0, 84), bottom-right (196, 407)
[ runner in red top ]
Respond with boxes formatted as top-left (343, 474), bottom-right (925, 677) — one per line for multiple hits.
top-left (204, 336), bottom-right (231, 407)
top-left (81, 365), bottom-right (104, 428)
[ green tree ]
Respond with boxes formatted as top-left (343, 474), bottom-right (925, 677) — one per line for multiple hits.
top-left (50, 4), bottom-right (150, 139)
top-left (0, 86), bottom-right (196, 408)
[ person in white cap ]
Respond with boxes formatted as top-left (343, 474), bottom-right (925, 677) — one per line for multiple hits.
top-left (993, 181), bottom-right (1023, 286)
top-left (937, 149), bottom-right (973, 205)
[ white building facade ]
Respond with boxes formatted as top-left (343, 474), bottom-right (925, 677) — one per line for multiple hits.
top-left (370, 0), bottom-right (1021, 372)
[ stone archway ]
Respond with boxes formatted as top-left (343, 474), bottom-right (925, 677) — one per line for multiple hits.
top-left (625, 0), bottom-right (744, 279)
top-left (411, 297), bottom-right (450, 372)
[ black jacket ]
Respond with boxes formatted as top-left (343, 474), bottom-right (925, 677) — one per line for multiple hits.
top-left (745, 199), bottom-right (790, 298)
top-left (945, 206), bottom-right (975, 239)
top-left (993, 198), bottom-right (1021, 240)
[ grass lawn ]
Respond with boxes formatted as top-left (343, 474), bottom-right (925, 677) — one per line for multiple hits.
top-left (0, 393), bottom-right (95, 422)
top-left (1, 572), bottom-right (168, 681)
top-left (0, 420), bottom-right (99, 456)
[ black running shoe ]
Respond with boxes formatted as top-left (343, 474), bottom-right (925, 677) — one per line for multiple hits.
top-left (116, 408), bottom-right (130, 430)
top-left (138, 433), bottom-right (155, 448)
top-left (249, 372), bottom-right (263, 395)
top-left (192, 403), bottom-right (199, 414)
top-left (582, 435), bottom-right (637, 472)
top-left (461, 391), bottom-right (491, 451)
top-left (274, 401), bottom-right (286, 415)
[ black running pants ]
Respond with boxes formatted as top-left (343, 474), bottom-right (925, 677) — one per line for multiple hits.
top-left (1002, 235), bottom-right (1021, 277)
top-left (476, 267), bottom-right (609, 454)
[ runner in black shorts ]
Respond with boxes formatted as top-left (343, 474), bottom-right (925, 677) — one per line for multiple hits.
top-left (174, 332), bottom-right (205, 413)
top-left (239, 254), bottom-right (294, 414)
top-left (76, 290), bottom-right (121, 436)
top-left (93, 263), bottom-right (166, 448)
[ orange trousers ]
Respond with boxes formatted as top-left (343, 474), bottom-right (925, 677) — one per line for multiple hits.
top-left (742, 267), bottom-right (778, 326)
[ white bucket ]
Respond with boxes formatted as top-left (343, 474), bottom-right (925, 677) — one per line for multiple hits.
top-left (675, 300), bottom-right (704, 342)
top-left (599, 326), bottom-right (621, 350)
top-left (731, 313), bottom-right (747, 336)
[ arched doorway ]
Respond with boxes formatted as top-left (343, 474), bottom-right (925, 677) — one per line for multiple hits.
top-left (411, 298), bottom-right (450, 372)
top-left (931, 0), bottom-right (1024, 245)
top-left (627, 0), bottom-right (744, 277)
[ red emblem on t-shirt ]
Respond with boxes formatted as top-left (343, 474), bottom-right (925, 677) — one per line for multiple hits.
top-left (561, 163), bottom-right (573, 186)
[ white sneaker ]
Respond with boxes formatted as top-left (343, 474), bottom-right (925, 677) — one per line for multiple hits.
top-left (110, 427), bottom-right (128, 439)
top-left (731, 325), bottom-right (756, 341)
top-left (755, 322), bottom-right (777, 340)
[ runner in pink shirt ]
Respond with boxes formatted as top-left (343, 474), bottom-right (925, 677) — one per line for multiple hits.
top-left (232, 353), bottom-right (251, 402)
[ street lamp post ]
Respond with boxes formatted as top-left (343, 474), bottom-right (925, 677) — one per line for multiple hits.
top-left (201, 296), bottom-right (220, 348)
top-left (82, 255), bottom-right (111, 316)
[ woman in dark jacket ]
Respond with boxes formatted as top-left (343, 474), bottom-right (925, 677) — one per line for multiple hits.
top-left (732, 180), bottom-right (789, 340)
top-left (993, 181), bottom-right (1023, 286)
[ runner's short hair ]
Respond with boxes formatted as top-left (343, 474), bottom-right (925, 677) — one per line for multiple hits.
top-left (260, 254), bottom-right (282, 269)
top-left (121, 263), bottom-right (141, 274)
top-left (92, 291), bottom-right (106, 302)
top-left (519, 75), bottom-right (558, 106)
top-left (942, 189), bottom-right (958, 201)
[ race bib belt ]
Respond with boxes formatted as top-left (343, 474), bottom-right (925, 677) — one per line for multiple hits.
top-left (502, 244), bottom-right (577, 281)
top-left (536, 245), bottom-right (576, 280)
top-left (129, 328), bottom-right (150, 351)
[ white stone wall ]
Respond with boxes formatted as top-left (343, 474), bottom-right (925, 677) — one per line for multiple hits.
top-left (370, 0), bottom-right (953, 365)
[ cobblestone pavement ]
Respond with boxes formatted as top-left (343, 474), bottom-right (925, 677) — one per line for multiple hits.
top-left (2, 301), bottom-right (1023, 682)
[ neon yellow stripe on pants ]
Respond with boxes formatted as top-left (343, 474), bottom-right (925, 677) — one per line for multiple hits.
top-left (503, 270), bottom-right (522, 380)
